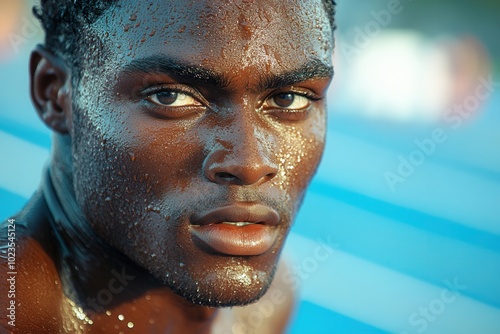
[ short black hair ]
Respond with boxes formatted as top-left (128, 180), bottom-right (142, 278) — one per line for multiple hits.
top-left (34, 0), bottom-right (336, 75)
top-left (33, 1), bottom-right (116, 73)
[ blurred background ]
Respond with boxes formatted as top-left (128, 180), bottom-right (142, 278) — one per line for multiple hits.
top-left (1, 0), bottom-right (499, 333)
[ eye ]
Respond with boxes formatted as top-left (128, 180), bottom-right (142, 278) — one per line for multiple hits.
top-left (147, 90), bottom-right (202, 107)
top-left (266, 92), bottom-right (311, 110)
top-left (262, 91), bottom-right (319, 122)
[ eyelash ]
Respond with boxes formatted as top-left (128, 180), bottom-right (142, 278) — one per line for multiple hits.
top-left (139, 85), bottom-right (205, 117)
top-left (269, 90), bottom-right (319, 104)
top-left (143, 85), bottom-right (202, 102)
top-left (261, 89), bottom-right (321, 121)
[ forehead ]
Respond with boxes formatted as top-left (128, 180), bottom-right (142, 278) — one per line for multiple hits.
top-left (89, 0), bottom-right (333, 79)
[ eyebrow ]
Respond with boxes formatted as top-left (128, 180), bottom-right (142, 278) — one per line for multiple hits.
top-left (122, 55), bottom-right (333, 92)
top-left (258, 58), bottom-right (334, 92)
top-left (122, 55), bottom-right (230, 88)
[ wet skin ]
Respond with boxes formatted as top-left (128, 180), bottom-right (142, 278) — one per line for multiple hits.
top-left (1, 0), bottom-right (333, 332)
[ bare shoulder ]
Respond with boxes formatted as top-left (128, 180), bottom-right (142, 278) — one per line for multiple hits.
top-left (0, 199), bottom-right (64, 332)
top-left (231, 259), bottom-right (296, 334)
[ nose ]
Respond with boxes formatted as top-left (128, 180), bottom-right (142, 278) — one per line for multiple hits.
top-left (203, 116), bottom-right (279, 186)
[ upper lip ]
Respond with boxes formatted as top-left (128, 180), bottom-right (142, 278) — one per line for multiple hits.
top-left (191, 204), bottom-right (280, 226)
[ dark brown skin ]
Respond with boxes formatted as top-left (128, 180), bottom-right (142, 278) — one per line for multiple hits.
top-left (0, 0), bottom-right (333, 332)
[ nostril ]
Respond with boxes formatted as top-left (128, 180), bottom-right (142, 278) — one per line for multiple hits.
top-left (215, 172), bottom-right (236, 181)
top-left (266, 172), bottom-right (277, 179)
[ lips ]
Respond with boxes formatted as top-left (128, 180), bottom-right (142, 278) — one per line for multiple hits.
top-left (189, 204), bottom-right (280, 256)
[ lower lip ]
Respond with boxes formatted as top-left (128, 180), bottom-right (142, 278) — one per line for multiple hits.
top-left (190, 224), bottom-right (279, 256)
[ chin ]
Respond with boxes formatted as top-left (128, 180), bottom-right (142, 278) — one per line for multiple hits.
top-left (159, 259), bottom-right (279, 307)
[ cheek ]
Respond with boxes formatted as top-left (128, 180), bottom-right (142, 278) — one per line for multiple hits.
top-left (122, 113), bottom-right (208, 198)
top-left (271, 109), bottom-right (326, 200)
top-left (72, 104), bottom-right (204, 238)
top-left (71, 113), bottom-right (141, 242)
top-left (69, 106), bottom-right (140, 229)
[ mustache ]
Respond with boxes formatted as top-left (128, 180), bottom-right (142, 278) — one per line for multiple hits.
top-left (218, 187), bottom-right (286, 209)
top-left (158, 186), bottom-right (292, 222)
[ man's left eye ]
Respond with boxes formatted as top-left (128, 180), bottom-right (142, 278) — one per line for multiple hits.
top-left (265, 92), bottom-right (311, 110)
top-left (147, 91), bottom-right (202, 107)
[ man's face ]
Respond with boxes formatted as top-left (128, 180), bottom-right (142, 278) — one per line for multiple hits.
top-left (71, 0), bottom-right (333, 306)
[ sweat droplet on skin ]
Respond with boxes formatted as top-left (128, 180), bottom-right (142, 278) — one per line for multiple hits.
top-left (68, 0), bottom-right (330, 320)
top-left (146, 205), bottom-right (161, 213)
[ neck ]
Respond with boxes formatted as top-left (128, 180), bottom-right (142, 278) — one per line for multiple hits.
top-left (45, 137), bottom-right (219, 332)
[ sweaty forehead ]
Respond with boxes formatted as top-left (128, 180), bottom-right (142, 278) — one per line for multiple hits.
top-left (89, 0), bottom-right (333, 80)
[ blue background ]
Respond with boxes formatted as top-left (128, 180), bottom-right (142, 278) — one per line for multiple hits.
top-left (1, 1), bottom-right (499, 333)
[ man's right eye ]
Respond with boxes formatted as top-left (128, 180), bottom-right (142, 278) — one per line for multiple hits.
top-left (146, 90), bottom-right (202, 107)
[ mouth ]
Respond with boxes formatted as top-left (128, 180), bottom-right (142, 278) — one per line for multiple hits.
top-left (189, 204), bottom-right (280, 256)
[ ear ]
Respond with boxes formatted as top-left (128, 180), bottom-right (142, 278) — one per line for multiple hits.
top-left (30, 45), bottom-right (72, 134)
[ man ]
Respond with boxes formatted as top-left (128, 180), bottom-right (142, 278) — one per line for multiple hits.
top-left (1, 0), bottom-right (336, 332)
